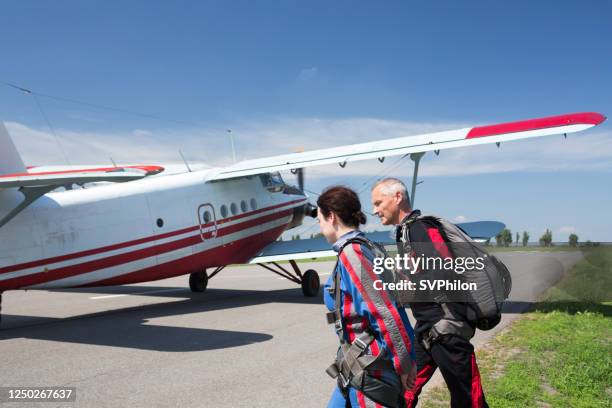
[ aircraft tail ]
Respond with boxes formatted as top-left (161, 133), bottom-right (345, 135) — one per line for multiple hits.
top-left (0, 122), bottom-right (27, 222)
top-left (0, 121), bottom-right (26, 176)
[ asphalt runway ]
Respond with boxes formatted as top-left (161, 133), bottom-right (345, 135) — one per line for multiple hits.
top-left (0, 250), bottom-right (583, 407)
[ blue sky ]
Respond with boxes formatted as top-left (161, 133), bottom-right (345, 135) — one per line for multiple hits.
top-left (0, 1), bottom-right (611, 241)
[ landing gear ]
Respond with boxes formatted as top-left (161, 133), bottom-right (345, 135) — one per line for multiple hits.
top-left (189, 271), bottom-right (208, 292)
top-left (189, 266), bottom-right (225, 293)
top-left (257, 260), bottom-right (320, 297)
top-left (301, 269), bottom-right (320, 297)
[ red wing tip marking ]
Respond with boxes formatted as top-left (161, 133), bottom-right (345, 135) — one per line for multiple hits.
top-left (466, 112), bottom-right (606, 139)
top-left (0, 165), bottom-right (165, 179)
top-left (126, 165), bottom-right (165, 175)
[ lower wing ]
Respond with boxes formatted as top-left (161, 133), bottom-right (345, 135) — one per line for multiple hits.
top-left (249, 221), bottom-right (504, 263)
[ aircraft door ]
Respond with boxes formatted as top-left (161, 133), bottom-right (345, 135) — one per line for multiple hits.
top-left (197, 204), bottom-right (218, 242)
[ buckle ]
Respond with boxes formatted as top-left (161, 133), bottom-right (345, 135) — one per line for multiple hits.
top-left (353, 336), bottom-right (368, 351)
top-left (334, 320), bottom-right (343, 334)
top-left (424, 329), bottom-right (434, 342)
top-left (420, 328), bottom-right (435, 351)
top-left (338, 371), bottom-right (350, 388)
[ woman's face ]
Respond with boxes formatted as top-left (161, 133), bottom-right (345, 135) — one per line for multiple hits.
top-left (317, 207), bottom-right (337, 244)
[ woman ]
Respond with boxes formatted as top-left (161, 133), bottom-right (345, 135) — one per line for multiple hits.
top-left (317, 186), bottom-right (416, 408)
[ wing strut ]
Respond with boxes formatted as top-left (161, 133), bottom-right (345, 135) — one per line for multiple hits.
top-left (409, 152), bottom-right (425, 208)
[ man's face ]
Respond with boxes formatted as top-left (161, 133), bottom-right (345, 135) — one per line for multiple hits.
top-left (371, 185), bottom-right (402, 225)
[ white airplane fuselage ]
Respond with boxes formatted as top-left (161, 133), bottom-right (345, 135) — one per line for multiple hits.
top-left (0, 169), bottom-right (307, 291)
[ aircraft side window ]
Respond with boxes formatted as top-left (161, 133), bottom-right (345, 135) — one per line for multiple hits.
top-left (270, 172), bottom-right (284, 186)
top-left (250, 198), bottom-right (257, 210)
top-left (230, 202), bottom-right (238, 216)
top-left (240, 200), bottom-right (248, 213)
top-left (220, 204), bottom-right (228, 218)
top-left (203, 211), bottom-right (211, 223)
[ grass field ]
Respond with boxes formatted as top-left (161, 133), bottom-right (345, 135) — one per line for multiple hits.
top-left (422, 248), bottom-right (612, 408)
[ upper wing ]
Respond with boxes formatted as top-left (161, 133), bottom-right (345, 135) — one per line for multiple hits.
top-left (210, 112), bottom-right (605, 181)
top-left (248, 221), bottom-right (505, 263)
top-left (0, 165), bottom-right (164, 189)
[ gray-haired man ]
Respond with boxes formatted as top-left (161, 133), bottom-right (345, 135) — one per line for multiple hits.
top-left (371, 178), bottom-right (488, 408)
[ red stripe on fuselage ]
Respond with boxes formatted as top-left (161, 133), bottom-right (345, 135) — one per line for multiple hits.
top-left (0, 198), bottom-right (306, 275)
top-left (466, 112), bottom-right (605, 139)
top-left (82, 223), bottom-right (289, 287)
top-left (0, 208), bottom-right (294, 289)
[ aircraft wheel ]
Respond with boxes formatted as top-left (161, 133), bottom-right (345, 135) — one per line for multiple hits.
top-left (189, 271), bottom-right (208, 293)
top-left (301, 269), bottom-right (320, 297)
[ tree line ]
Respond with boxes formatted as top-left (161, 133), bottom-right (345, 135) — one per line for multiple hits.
top-left (492, 228), bottom-right (581, 247)
top-left (281, 228), bottom-right (589, 248)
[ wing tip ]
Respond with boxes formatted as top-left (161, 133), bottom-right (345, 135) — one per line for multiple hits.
top-left (467, 111), bottom-right (607, 139)
top-left (587, 112), bottom-right (606, 125)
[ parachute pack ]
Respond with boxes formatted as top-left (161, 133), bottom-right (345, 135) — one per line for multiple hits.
top-left (396, 214), bottom-right (512, 331)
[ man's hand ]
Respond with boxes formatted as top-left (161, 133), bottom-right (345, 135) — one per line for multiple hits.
top-left (401, 363), bottom-right (417, 391)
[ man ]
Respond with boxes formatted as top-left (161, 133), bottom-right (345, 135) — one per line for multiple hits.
top-left (371, 177), bottom-right (488, 408)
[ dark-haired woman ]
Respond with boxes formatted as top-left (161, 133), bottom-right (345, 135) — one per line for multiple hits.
top-left (317, 186), bottom-right (416, 408)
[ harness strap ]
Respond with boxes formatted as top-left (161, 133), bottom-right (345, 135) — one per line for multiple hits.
top-left (396, 210), bottom-right (421, 255)
top-left (327, 332), bottom-right (390, 385)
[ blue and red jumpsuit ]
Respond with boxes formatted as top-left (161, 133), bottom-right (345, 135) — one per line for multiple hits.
top-left (325, 230), bottom-right (416, 408)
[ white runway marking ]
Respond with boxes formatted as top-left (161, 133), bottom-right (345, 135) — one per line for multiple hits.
top-left (277, 272), bottom-right (331, 280)
top-left (89, 288), bottom-right (185, 300)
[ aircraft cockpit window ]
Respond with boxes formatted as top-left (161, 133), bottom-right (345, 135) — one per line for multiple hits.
top-left (260, 172), bottom-right (285, 193)
top-left (220, 204), bottom-right (228, 218)
top-left (230, 202), bottom-right (238, 216)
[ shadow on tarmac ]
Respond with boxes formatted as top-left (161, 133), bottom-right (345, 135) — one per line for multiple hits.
top-left (0, 287), bottom-right (321, 351)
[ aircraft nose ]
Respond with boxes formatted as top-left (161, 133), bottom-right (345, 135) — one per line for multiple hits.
top-left (286, 201), bottom-right (316, 229)
top-left (304, 202), bottom-right (317, 218)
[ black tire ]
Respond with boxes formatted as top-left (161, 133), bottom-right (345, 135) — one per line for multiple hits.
top-left (301, 269), bottom-right (320, 297)
top-left (189, 271), bottom-right (208, 293)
